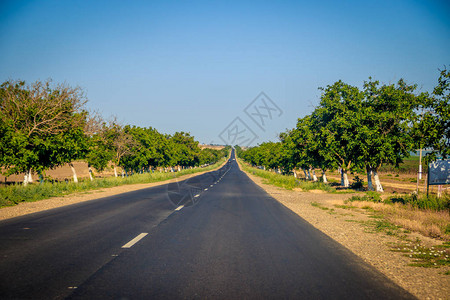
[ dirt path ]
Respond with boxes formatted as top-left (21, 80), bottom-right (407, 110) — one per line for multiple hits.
top-left (239, 165), bottom-right (449, 300)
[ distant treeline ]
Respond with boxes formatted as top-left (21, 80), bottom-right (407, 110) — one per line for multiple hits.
top-left (0, 79), bottom-right (229, 184)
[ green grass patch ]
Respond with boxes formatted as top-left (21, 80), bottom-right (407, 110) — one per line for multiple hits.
top-left (0, 158), bottom-right (227, 208)
top-left (334, 204), bottom-right (357, 209)
top-left (390, 241), bottom-right (450, 268)
top-left (348, 191), bottom-right (382, 203)
top-left (386, 193), bottom-right (450, 211)
top-left (311, 202), bottom-right (329, 210)
top-left (379, 155), bottom-right (427, 174)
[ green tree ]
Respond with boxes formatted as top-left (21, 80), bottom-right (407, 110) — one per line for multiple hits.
top-left (0, 79), bottom-right (87, 184)
top-left (314, 80), bottom-right (365, 187)
top-left (415, 68), bottom-right (450, 162)
top-left (361, 78), bottom-right (424, 191)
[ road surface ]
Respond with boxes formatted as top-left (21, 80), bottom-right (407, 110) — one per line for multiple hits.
top-left (0, 151), bottom-right (414, 299)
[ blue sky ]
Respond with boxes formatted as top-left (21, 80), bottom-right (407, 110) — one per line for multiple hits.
top-left (1, 0), bottom-right (449, 145)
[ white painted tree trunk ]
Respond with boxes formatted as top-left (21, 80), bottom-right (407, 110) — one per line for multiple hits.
top-left (343, 172), bottom-right (349, 187)
top-left (373, 169), bottom-right (384, 192)
top-left (69, 163), bottom-right (78, 183)
top-left (322, 170), bottom-right (327, 183)
top-left (366, 166), bottom-right (374, 191)
top-left (341, 170), bottom-right (349, 187)
top-left (312, 169), bottom-right (318, 182)
top-left (27, 169), bottom-right (33, 183)
top-left (114, 166), bottom-right (118, 177)
top-left (293, 170), bottom-right (297, 178)
top-left (23, 174), bottom-right (29, 186)
top-left (307, 168), bottom-right (312, 180)
top-left (88, 166), bottom-right (94, 181)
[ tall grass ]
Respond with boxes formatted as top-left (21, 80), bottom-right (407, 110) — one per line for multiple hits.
top-left (239, 160), bottom-right (334, 192)
top-left (345, 201), bottom-right (450, 240)
top-left (0, 158), bottom-right (226, 207)
top-left (349, 192), bottom-right (450, 211)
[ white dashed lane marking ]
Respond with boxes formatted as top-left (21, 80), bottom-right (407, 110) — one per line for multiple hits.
top-left (122, 233), bottom-right (148, 249)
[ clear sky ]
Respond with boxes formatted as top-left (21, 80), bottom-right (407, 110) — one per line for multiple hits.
top-left (1, 0), bottom-right (449, 146)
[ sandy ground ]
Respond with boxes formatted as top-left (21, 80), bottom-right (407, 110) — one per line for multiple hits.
top-left (1, 160), bottom-right (448, 299)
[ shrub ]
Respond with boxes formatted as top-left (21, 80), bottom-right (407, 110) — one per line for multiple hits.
top-left (386, 193), bottom-right (450, 211)
top-left (350, 176), bottom-right (364, 190)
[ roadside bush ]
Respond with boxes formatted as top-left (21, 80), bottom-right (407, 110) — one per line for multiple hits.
top-left (350, 176), bottom-right (364, 190)
top-left (386, 193), bottom-right (450, 211)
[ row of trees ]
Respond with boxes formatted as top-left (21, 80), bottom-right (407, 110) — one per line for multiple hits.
top-left (239, 68), bottom-right (449, 192)
top-left (0, 79), bottom-right (228, 184)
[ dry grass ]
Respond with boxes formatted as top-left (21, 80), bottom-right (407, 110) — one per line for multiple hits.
top-left (347, 201), bottom-right (450, 241)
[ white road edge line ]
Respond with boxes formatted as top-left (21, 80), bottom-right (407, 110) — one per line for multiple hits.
top-left (122, 233), bottom-right (148, 248)
top-left (194, 194), bottom-right (200, 198)
top-left (175, 205), bottom-right (184, 211)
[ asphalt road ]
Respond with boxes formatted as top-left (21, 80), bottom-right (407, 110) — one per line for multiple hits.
top-left (0, 150), bottom-right (415, 299)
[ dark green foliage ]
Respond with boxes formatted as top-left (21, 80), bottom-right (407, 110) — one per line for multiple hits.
top-left (386, 194), bottom-right (450, 211)
top-left (350, 176), bottom-right (364, 190)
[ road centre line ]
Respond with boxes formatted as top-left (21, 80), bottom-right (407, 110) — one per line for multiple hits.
top-left (122, 233), bottom-right (148, 248)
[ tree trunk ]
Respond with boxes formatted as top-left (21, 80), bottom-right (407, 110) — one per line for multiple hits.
top-left (303, 168), bottom-right (308, 179)
top-left (341, 169), bottom-right (349, 187)
top-left (69, 163), bottom-right (78, 183)
top-left (293, 170), bottom-right (297, 178)
top-left (27, 169), bottom-right (33, 183)
top-left (312, 169), bottom-right (318, 182)
top-left (307, 168), bottom-right (312, 180)
top-left (373, 168), bottom-right (384, 192)
top-left (114, 166), bottom-right (118, 177)
top-left (23, 174), bottom-right (29, 186)
top-left (88, 165), bottom-right (94, 181)
top-left (366, 166), bottom-right (374, 191)
top-left (322, 170), bottom-right (327, 183)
